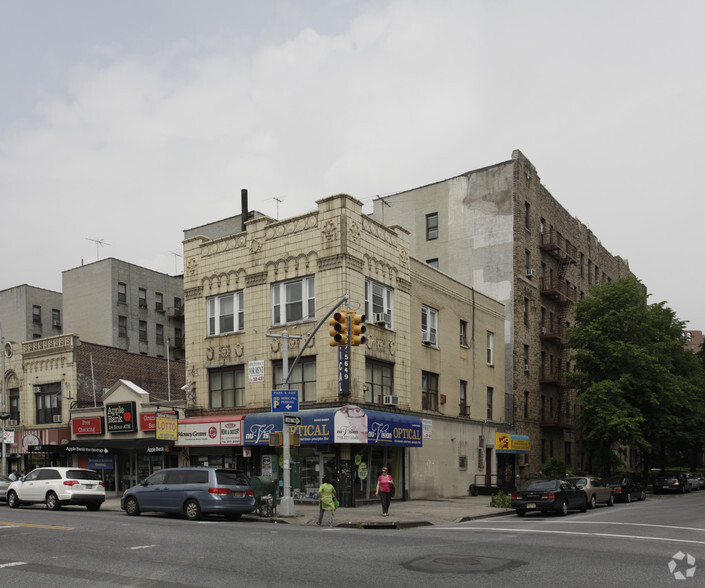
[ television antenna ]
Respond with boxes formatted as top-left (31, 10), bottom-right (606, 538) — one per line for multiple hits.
top-left (86, 238), bottom-right (111, 260)
top-left (274, 197), bottom-right (283, 220)
top-left (169, 251), bottom-right (183, 274)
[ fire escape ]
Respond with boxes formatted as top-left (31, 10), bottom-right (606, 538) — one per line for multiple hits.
top-left (539, 228), bottom-right (577, 429)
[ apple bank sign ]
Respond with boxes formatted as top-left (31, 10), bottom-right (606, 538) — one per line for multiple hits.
top-left (106, 401), bottom-right (137, 433)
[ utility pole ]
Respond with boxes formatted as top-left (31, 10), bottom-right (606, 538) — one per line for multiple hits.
top-left (1, 323), bottom-right (8, 477)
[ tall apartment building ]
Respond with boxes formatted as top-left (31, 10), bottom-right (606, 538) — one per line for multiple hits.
top-left (373, 149), bottom-right (635, 475)
top-left (62, 258), bottom-right (185, 360)
top-left (0, 285), bottom-right (63, 342)
top-left (181, 193), bottom-right (509, 501)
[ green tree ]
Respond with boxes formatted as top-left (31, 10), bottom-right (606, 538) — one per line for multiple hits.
top-left (568, 277), bottom-right (704, 479)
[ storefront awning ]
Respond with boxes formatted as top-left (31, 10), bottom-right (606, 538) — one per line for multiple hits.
top-left (64, 438), bottom-right (174, 455)
top-left (243, 405), bottom-right (423, 447)
top-left (495, 433), bottom-right (531, 454)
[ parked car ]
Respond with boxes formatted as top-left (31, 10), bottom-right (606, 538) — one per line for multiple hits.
top-left (0, 474), bottom-right (12, 503)
top-left (696, 473), bottom-right (705, 490)
top-left (566, 476), bottom-right (614, 509)
top-left (652, 473), bottom-right (690, 494)
top-left (121, 467), bottom-right (256, 521)
top-left (605, 476), bottom-right (646, 502)
top-left (6, 467), bottom-right (105, 510)
top-left (511, 478), bottom-right (588, 516)
top-left (684, 473), bottom-right (700, 491)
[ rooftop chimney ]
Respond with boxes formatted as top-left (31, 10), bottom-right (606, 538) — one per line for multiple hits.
top-left (241, 189), bottom-right (249, 233)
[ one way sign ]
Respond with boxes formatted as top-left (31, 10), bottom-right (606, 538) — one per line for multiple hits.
top-left (271, 389), bottom-right (299, 413)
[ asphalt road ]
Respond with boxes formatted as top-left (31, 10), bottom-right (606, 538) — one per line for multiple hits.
top-left (1, 492), bottom-right (703, 587)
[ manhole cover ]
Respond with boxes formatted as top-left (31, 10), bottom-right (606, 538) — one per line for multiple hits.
top-left (403, 554), bottom-right (526, 574)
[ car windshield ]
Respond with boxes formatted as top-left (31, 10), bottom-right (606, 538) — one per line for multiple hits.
top-left (566, 477), bottom-right (587, 488)
top-left (67, 469), bottom-right (101, 481)
top-left (216, 469), bottom-right (249, 486)
top-left (605, 477), bottom-right (624, 484)
top-left (522, 479), bottom-right (560, 491)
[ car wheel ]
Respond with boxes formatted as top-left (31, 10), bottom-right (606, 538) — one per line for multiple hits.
top-left (607, 494), bottom-right (614, 507)
top-left (7, 490), bottom-right (20, 509)
top-left (124, 496), bottom-right (141, 516)
top-left (184, 499), bottom-right (202, 521)
top-left (46, 491), bottom-right (61, 511)
top-left (86, 503), bottom-right (101, 511)
top-left (225, 513), bottom-right (242, 521)
top-left (516, 509), bottom-right (526, 517)
top-left (558, 499), bottom-right (569, 516)
top-left (639, 490), bottom-right (646, 501)
top-left (589, 494), bottom-right (597, 509)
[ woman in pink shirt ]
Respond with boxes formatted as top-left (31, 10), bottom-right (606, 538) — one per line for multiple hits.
top-left (375, 467), bottom-right (394, 516)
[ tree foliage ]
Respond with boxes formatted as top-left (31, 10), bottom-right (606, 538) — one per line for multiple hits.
top-left (568, 277), bottom-right (705, 477)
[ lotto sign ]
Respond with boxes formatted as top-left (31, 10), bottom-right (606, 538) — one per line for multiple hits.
top-left (156, 412), bottom-right (178, 441)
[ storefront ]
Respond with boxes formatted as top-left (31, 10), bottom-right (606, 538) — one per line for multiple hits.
top-left (242, 405), bottom-right (423, 507)
top-left (175, 414), bottom-right (247, 471)
top-left (10, 427), bottom-right (71, 472)
top-left (495, 432), bottom-right (531, 492)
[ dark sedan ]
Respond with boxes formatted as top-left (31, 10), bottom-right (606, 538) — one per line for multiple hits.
top-left (605, 477), bottom-right (646, 503)
top-left (511, 479), bottom-right (588, 516)
top-left (652, 473), bottom-right (689, 494)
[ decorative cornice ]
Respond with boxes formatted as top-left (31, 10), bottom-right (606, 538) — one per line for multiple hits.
top-left (22, 335), bottom-right (77, 358)
top-left (265, 213), bottom-right (318, 241)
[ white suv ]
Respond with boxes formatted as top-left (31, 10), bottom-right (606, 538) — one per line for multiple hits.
top-left (6, 467), bottom-right (105, 511)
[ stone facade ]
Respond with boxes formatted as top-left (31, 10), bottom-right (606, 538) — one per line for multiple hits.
top-left (373, 149), bottom-right (636, 475)
top-left (182, 193), bottom-right (507, 498)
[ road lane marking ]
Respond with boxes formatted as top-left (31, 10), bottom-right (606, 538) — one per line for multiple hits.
top-left (0, 522), bottom-right (73, 530)
top-left (555, 521), bottom-right (705, 533)
top-left (0, 562), bottom-right (27, 568)
top-left (433, 526), bottom-right (705, 546)
top-left (130, 545), bottom-right (158, 550)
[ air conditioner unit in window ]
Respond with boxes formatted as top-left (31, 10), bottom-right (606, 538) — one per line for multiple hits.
top-left (33, 386), bottom-right (42, 393)
top-left (373, 312), bottom-right (389, 326)
top-left (52, 319), bottom-right (61, 327)
top-left (383, 395), bottom-right (399, 406)
top-left (526, 269), bottom-right (536, 278)
top-left (541, 327), bottom-right (547, 335)
top-left (8, 419), bottom-right (18, 427)
top-left (422, 337), bottom-right (434, 345)
top-left (52, 414), bottom-right (62, 423)
top-left (524, 364), bottom-right (530, 372)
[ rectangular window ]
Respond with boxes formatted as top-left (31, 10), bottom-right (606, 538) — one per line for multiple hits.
top-left (155, 292), bottom-right (164, 311)
top-left (207, 291), bottom-right (244, 335)
top-left (524, 201), bottom-right (530, 229)
top-left (459, 320), bottom-right (468, 346)
top-left (459, 380), bottom-right (468, 416)
top-left (32, 305), bottom-right (41, 324)
top-left (272, 277), bottom-right (315, 325)
top-left (274, 357), bottom-right (317, 402)
top-left (487, 387), bottom-right (494, 420)
top-left (365, 279), bottom-right (393, 327)
top-left (422, 371), bottom-right (439, 411)
top-left (52, 309), bottom-right (61, 328)
top-left (9, 388), bottom-right (20, 423)
top-left (138, 288), bottom-right (147, 308)
top-left (174, 327), bottom-right (183, 347)
top-left (209, 366), bottom-right (246, 408)
top-left (486, 332), bottom-right (494, 365)
top-left (523, 298), bottom-right (529, 327)
top-left (426, 258), bottom-right (439, 268)
top-left (139, 320), bottom-right (147, 342)
top-left (365, 359), bottom-right (393, 404)
top-left (118, 282), bottom-right (127, 304)
top-left (156, 324), bottom-right (164, 345)
top-left (35, 383), bottom-right (61, 425)
top-left (524, 391), bottom-right (530, 419)
top-left (422, 305), bottom-right (438, 345)
top-left (118, 316), bottom-right (127, 338)
top-left (426, 212), bottom-right (438, 240)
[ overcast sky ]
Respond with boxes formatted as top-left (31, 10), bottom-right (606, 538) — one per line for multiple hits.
top-left (2, 0), bottom-right (703, 329)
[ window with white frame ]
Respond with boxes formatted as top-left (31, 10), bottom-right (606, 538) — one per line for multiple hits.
top-left (459, 320), bottom-right (468, 346)
top-left (422, 305), bottom-right (438, 345)
top-left (486, 331), bottom-right (494, 365)
top-left (208, 291), bottom-right (244, 335)
top-left (365, 279), bottom-right (393, 327)
top-left (272, 277), bottom-right (315, 325)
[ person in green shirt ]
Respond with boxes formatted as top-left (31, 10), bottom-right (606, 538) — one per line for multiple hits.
top-left (317, 477), bottom-right (337, 527)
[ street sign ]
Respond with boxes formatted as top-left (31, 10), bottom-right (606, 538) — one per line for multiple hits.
top-left (272, 389), bottom-right (299, 412)
top-left (283, 415), bottom-right (302, 426)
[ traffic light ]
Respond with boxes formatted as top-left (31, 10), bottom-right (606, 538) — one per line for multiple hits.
top-left (329, 310), bottom-right (348, 347)
top-left (268, 432), bottom-right (283, 447)
top-left (290, 431), bottom-right (301, 447)
top-left (350, 312), bottom-right (367, 346)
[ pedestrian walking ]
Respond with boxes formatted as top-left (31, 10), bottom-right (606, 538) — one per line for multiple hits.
top-left (375, 466), bottom-right (394, 516)
top-left (317, 477), bottom-right (337, 527)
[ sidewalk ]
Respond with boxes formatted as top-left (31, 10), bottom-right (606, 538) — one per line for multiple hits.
top-left (102, 494), bottom-right (513, 529)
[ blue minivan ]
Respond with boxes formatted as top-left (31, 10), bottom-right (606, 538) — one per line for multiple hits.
top-left (121, 467), bottom-right (256, 521)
